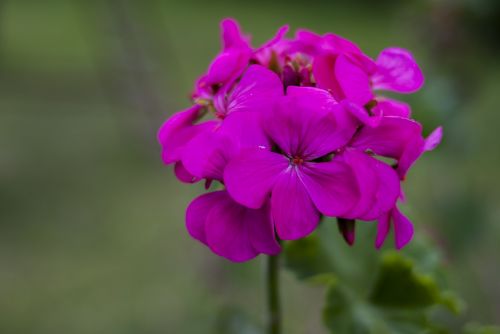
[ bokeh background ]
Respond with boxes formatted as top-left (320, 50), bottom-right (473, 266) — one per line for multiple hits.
top-left (1, 0), bottom-right (499, 333)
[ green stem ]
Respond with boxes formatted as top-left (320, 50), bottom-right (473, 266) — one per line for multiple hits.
top-left (267, 254), bottom-right (281, 334)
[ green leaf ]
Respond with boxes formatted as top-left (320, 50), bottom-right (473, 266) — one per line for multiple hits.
top-left (283, 219), bottom-right (463, 334)
top-left (283, 233), bottom-right (334, 280)
top-left (370, 252), bottom-right (441, 308)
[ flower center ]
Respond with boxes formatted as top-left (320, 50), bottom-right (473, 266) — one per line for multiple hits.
top-left (215, 111), bottom-right (226, 120)
top-left (291, 156), bottom-right (304, 165)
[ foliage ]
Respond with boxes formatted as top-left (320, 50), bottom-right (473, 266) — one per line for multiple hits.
top-left (284, 220), bottom-right (471, 333)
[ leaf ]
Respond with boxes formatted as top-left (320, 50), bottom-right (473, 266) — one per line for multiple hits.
top-left (283, 233), bottom-right (334, 280)
top-left (370, 252), bottom-right (441, 308)
top-left (283, 219), bottom-right (463, 334)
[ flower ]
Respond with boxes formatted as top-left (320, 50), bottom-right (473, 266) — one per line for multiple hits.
top-left (193, 19), bottom-right (288, 101)
top-left (182, 65), bottom-right (283, 181)
top-left (158, 18), bottom-right (442, 261)
top-left (224, 87), bottom-right (399, 240)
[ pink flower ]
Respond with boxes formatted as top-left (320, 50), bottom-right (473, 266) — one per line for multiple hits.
top-left (182, 65), bottom-right (283, 181)
top-left (224, 87), bottom-right (394, 240)
top-left (158, 65), bottom-right (282, 182)
top-left (158, 18), bottom-right (442, 261)
top-left (193, 19), bottom-right (288, 100)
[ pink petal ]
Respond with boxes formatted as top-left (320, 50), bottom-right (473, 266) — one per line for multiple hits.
top-left (392, 207), bottom-right (414, 249)
top-left (347, 52), bottom-right (377, 75)
top-left (372, 47), bottom-right (424, 93)
top-left (174, 161), bottom-right (200, 184)
top-left (225, 65), bottom-right (283, 114)
top-left (219, 111), bottom-right (271, 148)
top-left (424, 126), bottom-right (443, 151)
top-left (323, 33), bottom-right (362, 54)
top-left (292, 29), bottom-right (324, 55)
top-left (246, 201), bottom-right (281, 256)
top-left (335, 54), bottom-right (374, 106)
top-left (375, 211), bottom-right (391, 249)
top-left (186, 191), bottom-right (227, 244)
top-left (341, 100), bottom-right (382, 128)
top-left (206, 50), bottom-right (250, 86)
top-left (182, 127), bottom-right (237, 181)
top-left (271, 168), bottom-right (320, 240)
top-left (313, 54), bottom-right (344, 101)
top-left (300, 161), bottom-right (359, 218)
top-left (254, 25), bottom-right (289, 53)
top-left (397, 126), bottom-right (443, 179)
top-left (372, 98), bottom-right (411, 118)
top-left (397, 136), bottom-right (425, 179)
top-left (224, 148), bottom-right (289, 209)
top-left (375, 206), bottom-right (414, 250)
top-left (157, 105), bottom-right (207, 164)
top-left (351, 116), bottom-right (423, 160)
top-left (221, 18), bottom-right (250, 50)
top-left (339, 150), bottom-right (400, 221)
top-left (361, 159), bottom-right (400, 220)
top-left (204, 191), bottom-right (279, 262)
top-left (264, 88), bottom-right (357, 159)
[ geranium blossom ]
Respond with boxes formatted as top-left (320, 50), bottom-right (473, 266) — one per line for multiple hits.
top-left (158, 18), bottom-right (442, 261)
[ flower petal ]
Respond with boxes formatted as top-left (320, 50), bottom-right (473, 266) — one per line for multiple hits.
top-left (219, 110), bottom-right (271, 148)
top-left (157, 105), bottom-right (209, 164)
top-left (174, 161), bottom-right (200, 184)
top-left (372, 47), bottom-right (424, 93)
top-left (186, 191), bottom-right (227, 244)
top-left (397, 136), bottom-right (425, 179)
top-left (351, 116), bottom-right (423, 160)
top-left (299, 161), bottom-right (359, 218)
top-left (375, 206), bottom-right (414, 250)
top-left (224, 148), bottom-right (289, 209)
top-left (392, 207), bottom-right (414, 249)
top-left (246, 201), bottom-right (281, 256)
top-left (397, 126), bottom-right (443, 179)
top-left (221, 18), bottom-right (250, 50)
top-left (264, 88), bottom-right (357, 159)
top-left (225, 65), bottom-right (283, 114)
top-left (372, 98), bottom-right (411, 118)
top-left (375, 211), bottom-right (391, 249)
top-left (313, 54), bottom-right (344, 101)
top-left (271, 168), bottom-right (320, 240)
top-left (206, 50), bottom-right (250, 86)
top-left (255, 25), bottom-right (289, 53)
top-left (424, 126), bottom-right (443, 151)
top-left (204, 191), bottom-right (279, 262)
top-left (341, 100), bottom-right (382, 128)
top-left (182, 127), bottom-right (237, 181)
top-left (335, 54), bottom-right (373, 105)
top-left (323, 33), bottom-right (362, 54)
top-left (339, 150), bottom-right (400, 221)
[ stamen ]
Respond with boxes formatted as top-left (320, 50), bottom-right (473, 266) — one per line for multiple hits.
top-left (291, 156), bottom-right (304, 165)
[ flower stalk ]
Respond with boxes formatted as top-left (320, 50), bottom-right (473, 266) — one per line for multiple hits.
top-left (267, 254), bottom-right (281, 334)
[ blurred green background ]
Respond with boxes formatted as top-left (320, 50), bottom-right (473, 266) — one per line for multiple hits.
top-left (1, 0), bottom-right (499, 333)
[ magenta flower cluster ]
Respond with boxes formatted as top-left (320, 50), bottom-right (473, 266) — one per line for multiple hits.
top-left (158, 19), bottom-right (442, 262)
